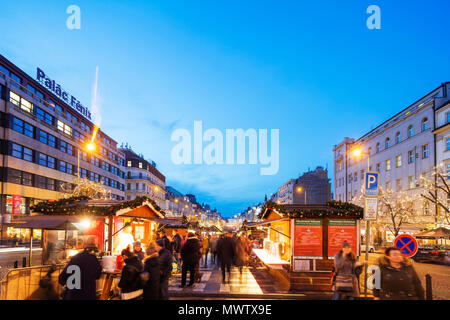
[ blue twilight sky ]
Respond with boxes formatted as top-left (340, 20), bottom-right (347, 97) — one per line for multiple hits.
top-left (1, 1), bottom-right (449, 217)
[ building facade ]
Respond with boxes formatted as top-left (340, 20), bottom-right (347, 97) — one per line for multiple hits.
top-left (333, 82), bottom-right (450, 240)
top-left (120, 146), bottom-right (166, 209)
top-left (273, 167), bottom-right (331, 205)
top-left (0, 55), bottom-right (126, 233)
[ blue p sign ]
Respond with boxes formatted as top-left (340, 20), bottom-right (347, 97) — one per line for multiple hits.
top-left (365, 172), bottom-right (379, 196)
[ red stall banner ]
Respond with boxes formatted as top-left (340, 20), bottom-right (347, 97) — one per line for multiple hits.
top-left (293, 219), bottom-right (323, 259)
top-left (328, 219), bottom-right (357, 259)
top-left (12, 195), bottom-right (22, 215)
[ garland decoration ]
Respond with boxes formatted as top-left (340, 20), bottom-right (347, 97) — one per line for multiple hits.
top-left (260, 200), bottom-right (363, 219)
top-left (31, 196), bottom-right (166, 216)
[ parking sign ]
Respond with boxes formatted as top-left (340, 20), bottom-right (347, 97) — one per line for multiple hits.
top-left (364, 172), bottom-right (379, 196)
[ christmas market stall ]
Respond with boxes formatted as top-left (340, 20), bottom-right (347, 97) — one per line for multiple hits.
top-left (253, 200), bottom-right (363, 292)
top-left (30, 196), bottom-right (166, 259)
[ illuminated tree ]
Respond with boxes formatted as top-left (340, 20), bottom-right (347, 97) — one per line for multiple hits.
top-left (61, 178), bottom-right (111, 200)
top-left (420, 164), bottom-right (450, 226)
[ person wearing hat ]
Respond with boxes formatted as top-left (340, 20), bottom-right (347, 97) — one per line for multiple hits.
top-left (58, 236), bottom-right (102, 300)
top-left (332, 240), bottom-right (361, 300)
top-left (156, 238), bottom-right (173, 300)
top-left (133, 241), bottom-right (145, 263)
top-left (142, 241), bottom-right (161, 300)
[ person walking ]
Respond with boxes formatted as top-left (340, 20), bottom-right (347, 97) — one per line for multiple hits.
top-left (142, 241), bottom-right (161, 300)
top-left (133, 241), bottom-right (145, 263)
top-left (332, 241), bottom-right (361, 300)
top-left (180, 232), bottom-right (201, 288)
top-left (58, 236), bottom-right (102, 300)
top-left (373, 247), bottom-right (424, 300)
top-left (202, 235), bottom-right (210, 267)
top-left (234, 235), bottom-right (249, 279)
top-left (156, 239), bottom-right (173, 300)
top-left (118, 250), bottom-right (144, 300)
top-left (217, 232), bottom-right (235, 284)
top-left (172, 230), bottom-right (182, 272)
top-left (209, 235), bottom-right (218, 265)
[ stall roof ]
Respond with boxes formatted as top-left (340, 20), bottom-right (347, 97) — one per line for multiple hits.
top-left (7, 215), bottom-right (83, 230)
top-left (244, 218), bottom-right (288, 227)
top-left (415, 227), bottom-right (450, 239)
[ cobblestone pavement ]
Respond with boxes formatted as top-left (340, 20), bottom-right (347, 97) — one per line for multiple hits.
top-left (168, 255), bottom-right (289, 297)
top-left (359, 253), bottom-right (450, 300)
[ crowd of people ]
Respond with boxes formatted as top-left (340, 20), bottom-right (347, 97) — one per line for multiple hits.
top-left (54, 231), bottom-right (426, 300)
top-left (56, 230), bottom-right (253, 300)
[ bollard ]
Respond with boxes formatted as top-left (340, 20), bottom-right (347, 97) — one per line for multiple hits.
top-left (22, 257), bottom-right (27, 267)
top-left (13, 260), bottom-right (18, 268)
top-left (425, 274), bottom-right (432, 300)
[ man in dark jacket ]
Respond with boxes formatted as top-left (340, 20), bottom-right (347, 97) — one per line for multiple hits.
top-left (217, 232), bottom-right (235, 283)
top-left (172, 230), bottom-right (182, 271)
top-left (373, 247), bottom-right (424, 300)
top-left (180, 232), bottom-right (201, 288)
top-left (143, 241), bottom-right (161, 300)
top-left (118, 250), bottom-right (144, 299)
top-left (156, 239), bottom-right (173, 299)
top-left (58, 237), bottom-right (102, 300)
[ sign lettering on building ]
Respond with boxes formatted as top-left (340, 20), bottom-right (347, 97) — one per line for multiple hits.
top-left (36, 67), bottom-right (91, 120)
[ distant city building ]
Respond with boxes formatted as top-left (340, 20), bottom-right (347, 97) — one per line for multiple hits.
top-left (274, 167), bottom-right (331, 205)
top-left (119, 146), bottom-right (166, 209)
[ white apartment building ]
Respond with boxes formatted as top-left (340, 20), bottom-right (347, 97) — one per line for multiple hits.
top-left (333, 82), bottom-right (450, 240)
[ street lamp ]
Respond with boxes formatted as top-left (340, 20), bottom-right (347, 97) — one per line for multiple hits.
top-left (296, 186), bottom-right (307, 204)
top-left (77, 141), bottom-right (97, 184)
top-left (351, 146), bottom-right (371, 297)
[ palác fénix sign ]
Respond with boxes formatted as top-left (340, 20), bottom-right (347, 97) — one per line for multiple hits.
top-left (36, 67), bottom-right (91, 120)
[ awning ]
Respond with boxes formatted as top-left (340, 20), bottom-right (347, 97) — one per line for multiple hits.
top-left (415, 227), bottom-right (450, 239)
top-left (7, 215), bottom-right (83, 230)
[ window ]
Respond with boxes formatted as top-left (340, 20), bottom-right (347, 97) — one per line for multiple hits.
top-left (446, 137), bottom-right (450, 151)
top-left (408, 125), bottom-right (414, 138)
top-left (36, 175), bottom-right (55, 190)
top-left (7, 168), bottom-right (32, 186)
top-left (376, 143), bottom-right (380, 153)
top-left (447, 112), bottom-right (450, 124)
top-left (9, 91), bottom-right (32, 113)
top-left (386, 159), bottom-right (391, 171)
top-left (385, 138), bottom-right (390, 149)
top-left (38, 130), bottom-right (56, 148)
top-left (376, 163), bottom-right (380, 173)
top-left (57, 120), bottom-right (72, 136)
top-left (139, 162), bottom-right (143, 169)
top-left (59, 161), bottom-right (74, 175)
top-left (423, 202), bottom-right (430, 215)
top-left (127, 160), bottom-right (132, 167)
top-left (396, 132), bottom-right (401, 144)
top-left (422, 118), bottom-right (428, 131)
top-left (422, 144), bottom-right (429, 159)
top-left (396, 179), bottom-right (402, 191)
top-left (447, 163), bottom-right (450, 179)
top-left (386, 181), bottom-right (391, 191)
top-left (396, 155), bottom-right (402, 167)
top-left (39, 153), bottom-right (56, 169)
top-left (354, 172), bottom-right (357, 182)
top-left (59, 140), bottom-right (74, 155)
top-left (11, 143), bottom-right (33, 162)
top-left (408, 176), bottom-right (415, 189)
top-left (35, 107), bottom-right (53, 126)
top-left (408, 150), bottom-right (414, 163)
top-left (11, 117), bottom-right (34, 138)
top-left (360, 170), bottom-right (364, 180)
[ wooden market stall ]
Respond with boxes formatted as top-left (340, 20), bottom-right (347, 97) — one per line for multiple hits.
top-left (253, 201), bottom-right (363, 292)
